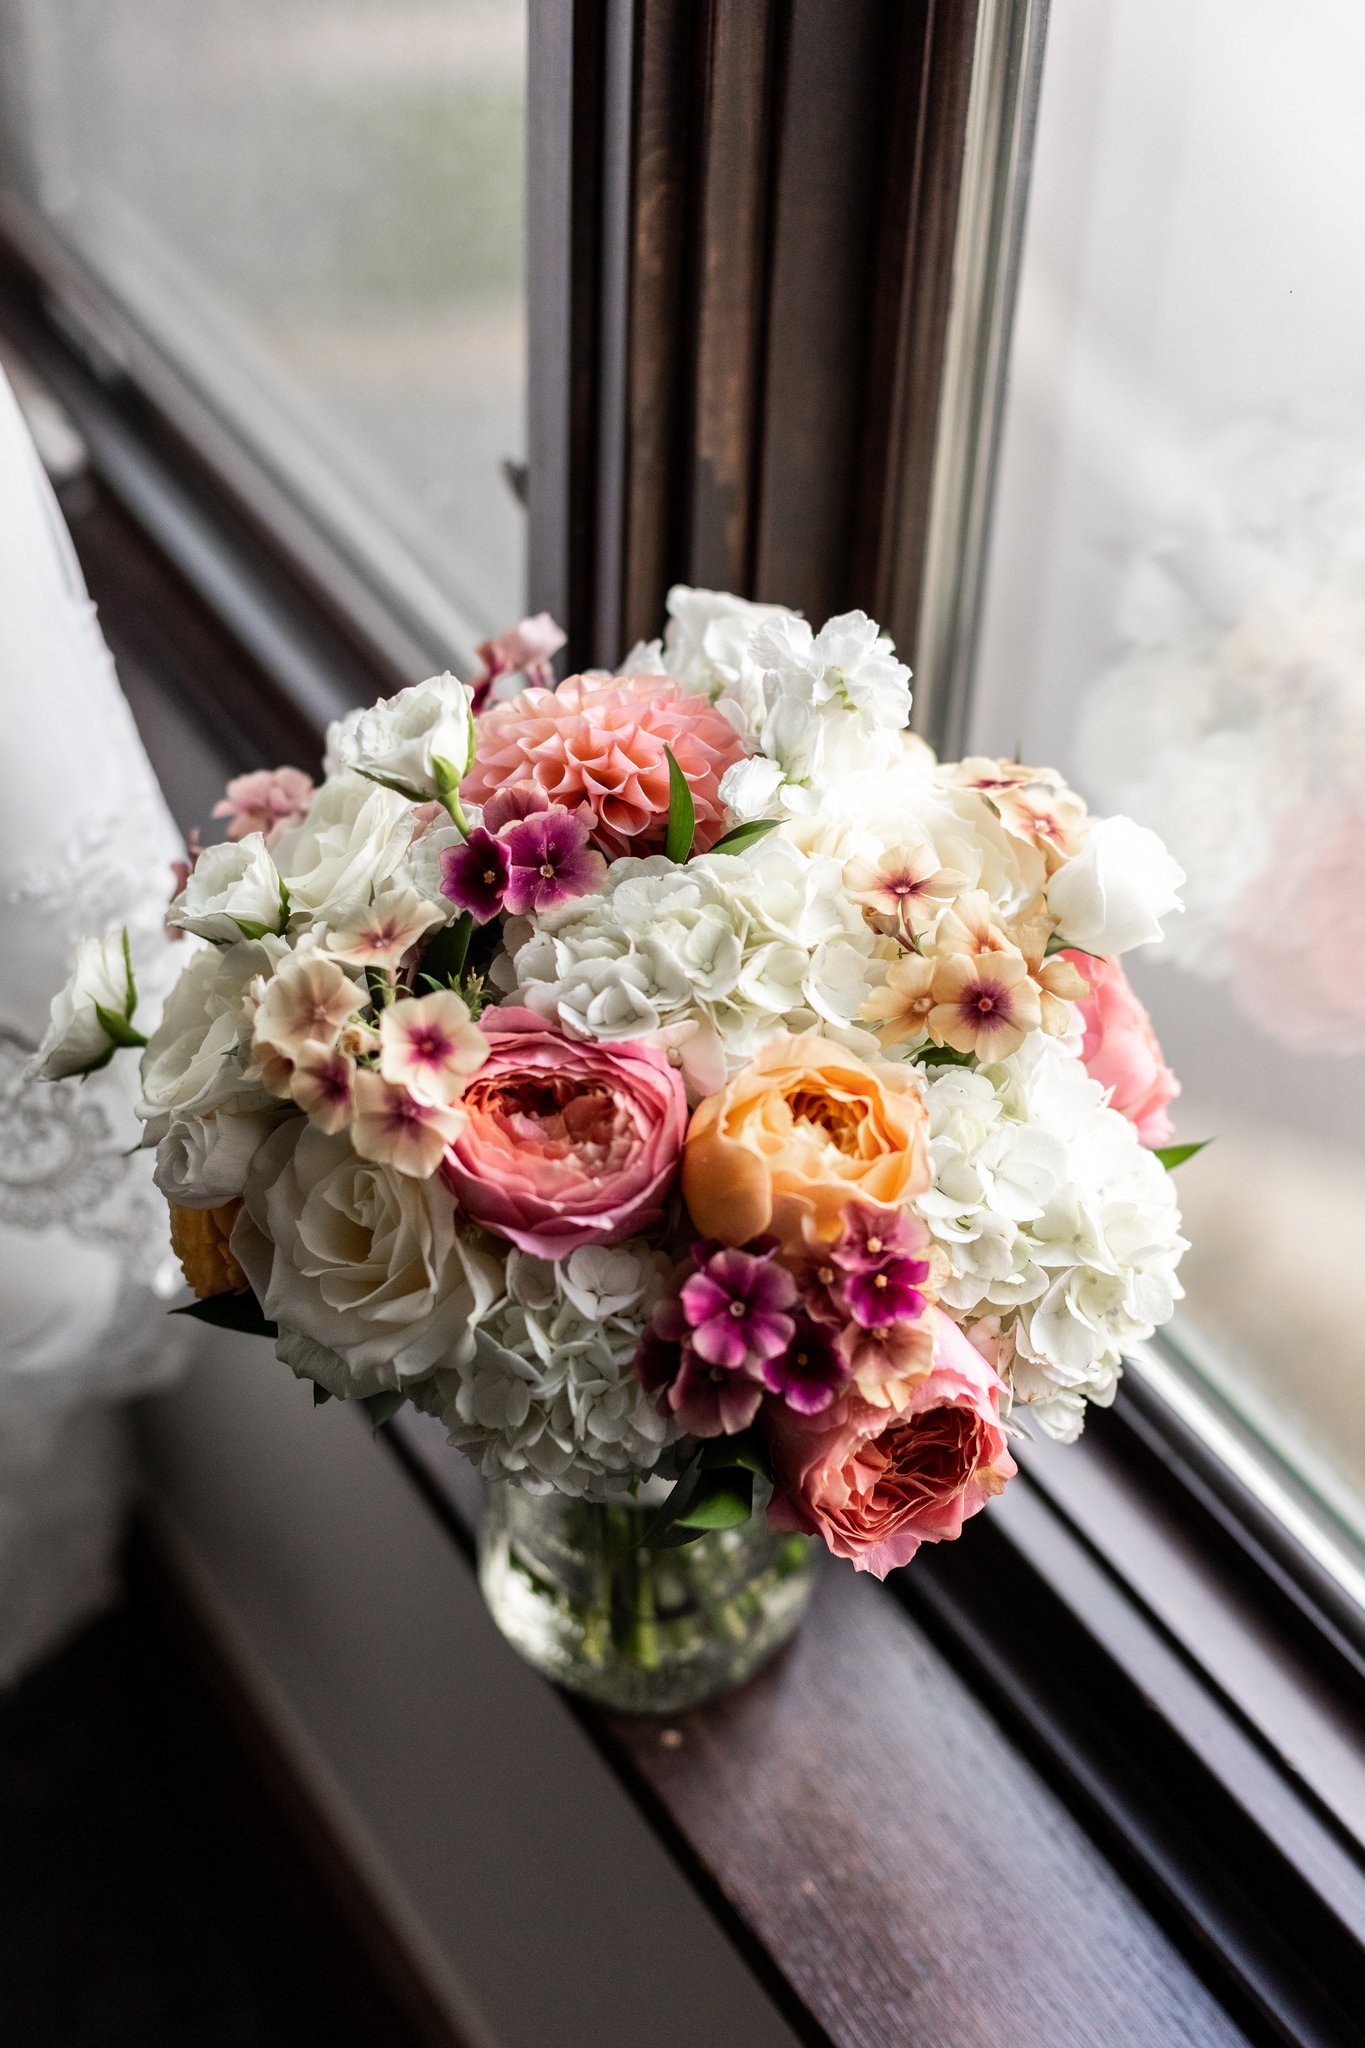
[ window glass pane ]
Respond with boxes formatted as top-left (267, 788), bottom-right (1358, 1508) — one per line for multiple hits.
top-left (974, 1), bottom-right (1365, 1549)
top-left (0, 0), bottom-right (527, 649)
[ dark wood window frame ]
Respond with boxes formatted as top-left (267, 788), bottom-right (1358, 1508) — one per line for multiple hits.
top-left (1, 4), bottom-right (1363, 2043)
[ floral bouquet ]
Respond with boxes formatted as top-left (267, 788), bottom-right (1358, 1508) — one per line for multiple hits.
top-left (34, 588), bottom-right (1194, 1705)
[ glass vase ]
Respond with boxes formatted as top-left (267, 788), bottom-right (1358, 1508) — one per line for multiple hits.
top-left (477, 1482), bottom-right (820, 1714)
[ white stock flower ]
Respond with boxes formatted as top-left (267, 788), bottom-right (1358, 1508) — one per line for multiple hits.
top-left (1046, 814), bottom-right (1185, 955)
top-left (153, 1108), bottom-right (278, 1208)
top-left (138, 936), bottom-right (286, 1121)
top-left (272, 771), bottom-right (414, 920)
top-left (505, 834), bottom-right (884, 1070)
top-left (412, 1240), bottom-right (679, 1496)
top-left (33, 928), bottom-right (139, 1080)
top-left (649, 584), bottom-right (800, 731)
top-left (233, 1119), bottom-right (501, 1396)
top-left (913, 1035), bottom-right (1186, 1439)
top-left (324, 672), bottom-right (475, 801)
top-left (169, 833), bottom-right (286, 943)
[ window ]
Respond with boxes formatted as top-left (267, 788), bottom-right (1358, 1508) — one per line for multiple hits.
top-left (973, 1), bottom-right (1365, 1563)
top-left (0, 0), bottom-right (528, 652)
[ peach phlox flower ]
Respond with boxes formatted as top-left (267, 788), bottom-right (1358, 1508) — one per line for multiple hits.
top-left (1011, 899), bottom-right (1090, 1036)
top-left (945, 757), bottom-right (1087, 870)
top-left (842, 843), bottom-right (966, 940)
top-left (350, 1071), bottom-right (467, 1178)
top-left (860, 954), bottom-right (936, 1048)
top-left (378, 990), bottom-right (487, 1108)
top-left (933, 889), bottom-right (1016, 959)
top-left (927, 948), bottom-right (1041, 1059)
top-left (326, 886), bottom-right (443, 969)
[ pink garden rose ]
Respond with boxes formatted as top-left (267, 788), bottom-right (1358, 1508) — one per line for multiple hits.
top-left (441, 1007), bottom-right (686, 1258)
top-left (1065, 950), bottom-right (1179, 1147)
top-left (765, 1309), bottom-right (1016, 1578)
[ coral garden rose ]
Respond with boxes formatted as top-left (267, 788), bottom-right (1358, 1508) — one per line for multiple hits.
top-left (681, 1032), bottom-right (930, 1252)
top-left (1065, 951), bottom-right (1179, 1147)
top-left (766, 1308), bottom-right (1016, 1577)
top-left (463, 670), bottom-right (746, 860)
top-left (441, 1007), bottom-right (687, 1259)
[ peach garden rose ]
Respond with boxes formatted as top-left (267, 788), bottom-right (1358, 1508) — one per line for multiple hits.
top-left (680, 1031), bottom-right (931, 1252)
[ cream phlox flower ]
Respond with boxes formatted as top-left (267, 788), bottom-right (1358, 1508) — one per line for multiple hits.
top-left (378, 990), bottom-right (487, 1108)
top-left (350, 1070), bottom-right (466, 1178)
top-left (325, 884), bottom-right (443, 967)
top-left (169, 832), bottom-right (286, 943)
top-left (252, 952), bottom-right (361, 1060)
top-left (843, 843), bottom-right (966, 938)
top-left (927, 948), bottom-right (1041, 1060)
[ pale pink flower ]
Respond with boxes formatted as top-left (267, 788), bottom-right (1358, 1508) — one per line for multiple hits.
top-left (253, 955), bottom-right (360, 1059)
top-left (289, 1045), bottom-right (357, 1134)
top-left (471, 612), bottom-right (567, 710)
top-left (464, 672), bottom-right (747, 860)
top-left (213, 767), bottom-right (315, 846)
top-left (350, 1071), bottom-right (467, 1178)
top-left (326, 886), bottom-right (443, 968)
top-left (378, 990), bottom-right (488, 1107)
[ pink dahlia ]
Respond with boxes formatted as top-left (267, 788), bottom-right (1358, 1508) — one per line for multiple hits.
top-left (463, 672), bottom-right (747, 861)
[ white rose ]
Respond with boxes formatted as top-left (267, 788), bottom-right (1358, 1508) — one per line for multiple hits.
top-left (169, 833), bottom-right (286, 943)
top-left (1046, 815), bottom-right (1185, 954)
top-left (153, 1108), bottom-right (279, 1207)
top-left (32, 928), bottom-right (139, 1080)
top-left (272, 771), bottom-right (413, 919)
top-left (232, 1119), bottom-right (500, 1395)
top-left (139, 936), bottom-right (285, 1121)
top-left (324, 672), bottom-right (475, 801)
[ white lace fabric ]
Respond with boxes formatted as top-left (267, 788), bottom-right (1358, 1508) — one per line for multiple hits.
top-left (0, 367), bottom-right (190, 1685)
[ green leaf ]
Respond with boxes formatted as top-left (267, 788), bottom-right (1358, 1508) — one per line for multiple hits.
top-left (121, 926), bottom-right (137, 1018)
top-left (917, 1044), bottom-right (975, 1069)
top-left (312, 1384), bottom-right (334, 1406)
top-left (419, 913), bottom-right (473, 989)
top-left (1154, 1139), bottom-right (1211, 1171)
top-left (1044, 932), bottom-right (1103, 960)
top-left (93, 1004), bottom-right (148, 1049)
top-left (699, 1430), bottom-right (770, 1481)
top-left (171, 1290), bottom-right (278, 1339)
top-left (231, 917), bottom-right (274, 942)
top-left (672, 1468), bottom-right (755, 1533)
top-left (359, 1389), bottom-right (407, 1431)
top-left (356, 765), bottom-right (425, 803)
top-left (662, 745), bottom-right (695, 863)
top-left (706, 817), bottom-right (780, 857)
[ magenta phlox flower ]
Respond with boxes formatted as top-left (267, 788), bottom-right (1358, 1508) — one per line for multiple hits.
top-left (481, 781), bottom-right (551, 833)
top-left (678, 1242), bottom-right (797, 1374)
top-left (762, 1314), bottom-right (851, 1416)
top-left (501, 806), bottom-right (607, 916)
top-left (829, 1203), bottom-right (932, 1330)
top-left (440, 827), bottom-right (510, 923)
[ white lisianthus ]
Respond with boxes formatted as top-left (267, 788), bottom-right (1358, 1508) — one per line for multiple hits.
top-left (324, 671), bottom-right (475, 802)
top-left (912, 1035), bottom-right (1186, 1439)
top-left (32, 927), bottom-right (143, 1080)
top-left (232, 1120), bottom-right (502, 1396)
top-left (152, 1107), bottom-right (279, 1208)
top-left (271, 771), bottom-right (413, 920)
top-left (1046, 814), bottom-right (1185, 955)
top-left (412, 1241), bottom-right (679, 1496)
top-left (505, 835), bottom-right (884, 1070)
top-left (169, 833), bottom-right (286, 943)
top-left (138, 935), bottom-right (286, 1121)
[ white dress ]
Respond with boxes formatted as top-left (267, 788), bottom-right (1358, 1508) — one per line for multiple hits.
top-left (0, 366), bottom-right (189, 1683)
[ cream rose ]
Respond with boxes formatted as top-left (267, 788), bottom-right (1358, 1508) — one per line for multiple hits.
top-left (138, 937), bottom-right (285, 1122)
top-left (153, 1108), bottom-right (279, 1208)
top-left (1046, 815), bottom-right (1185, 955)
top-left (233, 1119), bottom-right (500, 1396)
top-left (323, 672), bottom-right (475, 802)
top-left (169, 833), bottom-right (286, 943)
top-left (271, 772), bottom-right (413, 919)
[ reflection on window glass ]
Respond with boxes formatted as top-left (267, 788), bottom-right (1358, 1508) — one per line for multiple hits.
top-left (0, 0), bottom-right (527, 648)
top-left (974, 0), bottom-right (1365, 1547)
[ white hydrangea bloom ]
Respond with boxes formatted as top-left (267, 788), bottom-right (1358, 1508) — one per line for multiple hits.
top-left (412, 1242), bottom-right (679, 1496)
top-left (503, 835), bottom-right (884, 1071)
top-left (913, 1036), bottom-right (1186, 1440)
